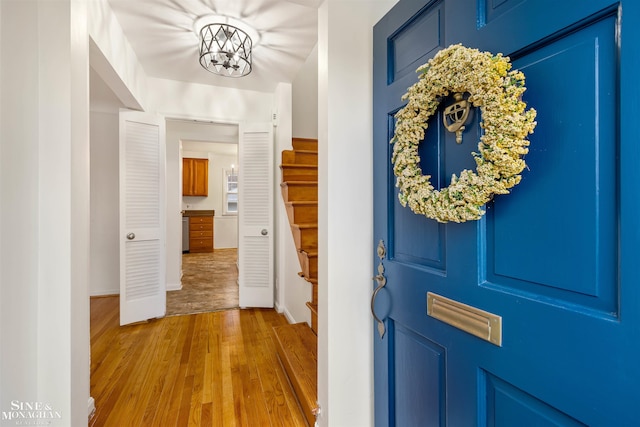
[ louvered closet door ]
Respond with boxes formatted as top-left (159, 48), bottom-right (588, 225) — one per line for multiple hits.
top-left (238, 123), bottom-right (274, 307)
top-left (119, 110), bottom-right (166, 325)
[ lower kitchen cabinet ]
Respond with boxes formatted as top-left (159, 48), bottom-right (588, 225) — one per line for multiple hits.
top-left (188, 215), bottom-right (214, 253)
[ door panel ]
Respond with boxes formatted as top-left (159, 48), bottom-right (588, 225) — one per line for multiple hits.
top-left (487, 13), bottom-right (618, 314)
top-left (393, 324), bottom-right (446, 427)
top-left (374, 1), bottom-right (640, 426)
top-left (388, 2), bottom-right (444, 84)
top-left (483, 372), bottom-right (588, 427)
top-left (390, 114), bottom-right (446, 269)
top-left (238, 123), bottom-right (274, 307)
top-left (119, 110), bottom-right (166, 326)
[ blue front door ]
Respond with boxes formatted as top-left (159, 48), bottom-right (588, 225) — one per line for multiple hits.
top-left (373, 1), bottom-right (640, 425)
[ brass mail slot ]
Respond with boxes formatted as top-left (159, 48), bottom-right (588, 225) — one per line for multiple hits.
top-left (427, 292), bottom-right (502, 347)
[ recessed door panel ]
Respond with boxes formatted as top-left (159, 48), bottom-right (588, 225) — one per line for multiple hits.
top-left (485, 14), bottom-right (618, 315)
top-left (393, 323), bottom-right (446, 427)
top-left (389, 113), bottom-right (446, 270)
top-left (479, 0), bottom-right (526, 27)
top-left (482, 372), bottom-right (587, 427)
top-left (389, 3), bottom-right (444, 84)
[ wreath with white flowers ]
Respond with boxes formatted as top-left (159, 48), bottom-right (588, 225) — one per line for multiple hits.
top-left (391, 44), bottom-right (537, 223)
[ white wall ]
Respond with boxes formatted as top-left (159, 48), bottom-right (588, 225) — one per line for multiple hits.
top-left (1, 0), bottom-right (39, 408)
top-left (87, 0), bottom-right (145, 297)
top-left (292, 43), bottom-right (319, 139)
top-left (274, 82), bottom-right (312, 324)
top-left (88, 0), bottom-right (147, 110)
top-left (0, 1), bottom-right (91, 425)
top-left (317, 1), bottom-right (398, 426)
top-left (90, 111), bottom-right (120, 296)
top-left (0, 0), bottom-right (3, 408)
top-left (148, 77), bottom-right (274, 122)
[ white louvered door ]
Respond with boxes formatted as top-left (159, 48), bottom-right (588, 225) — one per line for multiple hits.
top-left (119, 110), bottom-right (166, 325)
top-left (238, 123), bottom-right (274, 307)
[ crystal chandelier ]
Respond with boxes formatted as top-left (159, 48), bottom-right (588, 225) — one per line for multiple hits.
top-left (199, 23), bottom-right (252, 77)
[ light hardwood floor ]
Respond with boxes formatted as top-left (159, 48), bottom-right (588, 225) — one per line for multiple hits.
top-left (90, 296), bottom-right (306, 426)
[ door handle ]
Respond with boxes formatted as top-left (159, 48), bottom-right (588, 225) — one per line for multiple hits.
top-left (261, 229), bottom-right (268, 236)
top-left (371, 273), bottom-right (387, 339)
top-left (371, 240), bottom-right (387, 339)
top-left (126, 232), bottom-right (136, 240)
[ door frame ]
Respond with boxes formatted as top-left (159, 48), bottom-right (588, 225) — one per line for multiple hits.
top-left (168, 116), bottom-right (241, 294)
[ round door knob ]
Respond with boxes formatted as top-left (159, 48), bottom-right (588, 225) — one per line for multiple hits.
top-left (261, 229), bottom-right (268, 236)
top-left (126, 232), bottom-right (135, 240)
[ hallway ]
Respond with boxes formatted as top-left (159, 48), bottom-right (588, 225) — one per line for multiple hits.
top-left (89, 296), bottom-right (305, 426)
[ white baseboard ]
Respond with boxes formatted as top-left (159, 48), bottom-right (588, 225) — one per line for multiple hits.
top-left (275, 301), bottom-right (284, 314)
top-left (88, 396), bottom-right (95, 420)
top-left (166, 282), bottom-right (182, 291)
top-left (282, 306), bottom-right (297, 324)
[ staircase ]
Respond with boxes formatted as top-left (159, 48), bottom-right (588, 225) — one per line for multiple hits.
top-left (273, 137), bottom-right (319, 426)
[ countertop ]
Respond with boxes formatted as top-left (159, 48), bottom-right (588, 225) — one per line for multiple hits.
top-left (182, 210), bottom-right (215, 217)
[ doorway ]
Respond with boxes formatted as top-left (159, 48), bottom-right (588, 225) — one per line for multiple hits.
top-left (167, 120), bottom-right (240, 315)
top-left (88, 76), bottom-right (241, 312)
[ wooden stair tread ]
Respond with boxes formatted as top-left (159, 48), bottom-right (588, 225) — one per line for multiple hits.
top-left (285, 201), bottom-right (318, 225)
top-left (285, 201), bottom-right (318, 206)
top-left (292, 137), bottom-right (318, 151)
top-left (280, 163), bottom-right (317, 169)
top-left (285, 208), bottom-right (317, 227)
top-left (282, 150), bottom-right (318, 166)
top-left (273, 323), bottom-right (318, 427)
top-left (280, 182), bottom-right (318, 202)
top-left (283, 149), bottom-right (317, 155)
top-left (297, 250), bottom-right (318, 281)
top-left (280, 164), bottom-right (318, 182)
top-left (291, 224), bottom-right (318, 251)
top-left (281, 181), bottom-right (319, 186)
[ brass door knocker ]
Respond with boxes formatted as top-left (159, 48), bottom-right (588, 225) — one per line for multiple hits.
top-left (443, 92), bottom-right (472, 144)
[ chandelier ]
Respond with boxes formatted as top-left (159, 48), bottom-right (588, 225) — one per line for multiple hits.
top-left (199, 23), bottom-right (252, 77)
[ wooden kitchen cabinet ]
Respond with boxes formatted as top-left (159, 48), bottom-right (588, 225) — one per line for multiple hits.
top-left (189, 215), bottom-right (214, 253)
top-left (183, 158), bottom-right (209, 196)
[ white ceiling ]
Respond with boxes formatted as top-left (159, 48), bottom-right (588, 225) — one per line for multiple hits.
top-left (91, 1), bottom-right (319, 139)
top-left (106, 0), bottom-right (322, 93)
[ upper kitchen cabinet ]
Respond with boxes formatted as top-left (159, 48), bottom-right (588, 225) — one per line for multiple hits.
top-left (183, 158), bottom-right (209, 196)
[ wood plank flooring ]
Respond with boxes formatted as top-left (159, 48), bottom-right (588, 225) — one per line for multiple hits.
top-left (90, 296), bottom-right (306, 426)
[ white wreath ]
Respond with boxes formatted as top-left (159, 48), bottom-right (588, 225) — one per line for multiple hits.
top-left (391, 44), bottom-right (537, 223)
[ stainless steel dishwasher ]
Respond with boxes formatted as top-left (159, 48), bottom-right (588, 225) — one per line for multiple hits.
top-left (182, 216), bottom-right (189, 253)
